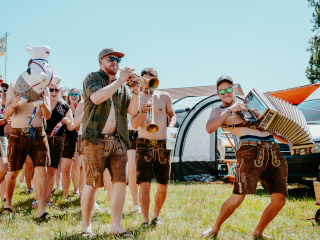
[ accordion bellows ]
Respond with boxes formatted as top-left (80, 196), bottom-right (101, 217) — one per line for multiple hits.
top-left (243, 89), bottom-right (314, 155)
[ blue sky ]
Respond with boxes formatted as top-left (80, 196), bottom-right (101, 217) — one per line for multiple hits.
top-left (0, 0), bottom-right (314, 94)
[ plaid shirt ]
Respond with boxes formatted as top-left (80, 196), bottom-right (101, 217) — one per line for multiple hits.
top-left (82, 69), bottom-right (131, 148)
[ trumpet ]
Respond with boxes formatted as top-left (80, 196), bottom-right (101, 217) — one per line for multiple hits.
top-left (146, 89), bottom-right (159, 133)
top-left (117, 68), bottom-right (159, 90)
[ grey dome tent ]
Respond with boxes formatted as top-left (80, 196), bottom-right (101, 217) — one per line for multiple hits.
top-left (171, 94), bottom-right (243, 181)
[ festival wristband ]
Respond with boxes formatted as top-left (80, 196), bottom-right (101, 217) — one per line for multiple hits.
top-left (10, 103), bottom-right (16, 110)
top-left (225, 108), bottom-right (233, 116)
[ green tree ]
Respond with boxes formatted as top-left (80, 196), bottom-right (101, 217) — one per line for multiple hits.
top-left (306, 0), bottom-right (320, 83)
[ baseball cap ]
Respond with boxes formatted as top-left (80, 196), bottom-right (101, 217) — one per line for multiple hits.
top-left (98, 48), bottom-right (124, 60)
top-left (216, 75), bottom-right (234, 87)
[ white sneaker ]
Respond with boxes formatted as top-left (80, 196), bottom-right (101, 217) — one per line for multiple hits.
top-left (57, 186), bottom-right (63, 191)
top-left (93, 201), bottom-right (100, 210)
top-left (32, 199), bottom-right (38, 208)
top-left (132, 205), bottom-right (141, 213)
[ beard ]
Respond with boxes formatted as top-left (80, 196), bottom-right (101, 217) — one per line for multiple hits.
top-left (221, 98), bottom-right (234, 107)
top-left (105, 67), bottom-right (117, 76)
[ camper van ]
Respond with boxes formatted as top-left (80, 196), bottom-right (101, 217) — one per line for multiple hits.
top-left (281, 87), bottom-right (320, 183)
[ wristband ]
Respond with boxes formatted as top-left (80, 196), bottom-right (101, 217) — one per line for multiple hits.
top-left (10, 103), bottom-right (16, 110)
top-left (132, 91), bottom-right (139, 95)
top-left (225, 108), bottom-right (233, 116)
top-left (141, 110), bottom-right (147, 114)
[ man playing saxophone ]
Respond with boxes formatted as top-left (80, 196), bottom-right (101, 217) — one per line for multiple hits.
top-left (130, 67), bottom-right (176, 227)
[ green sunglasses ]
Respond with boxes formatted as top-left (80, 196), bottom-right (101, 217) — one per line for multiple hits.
top-left (218, 87), bottom-right (233, 95)
top-left (69, 92), bottom-right (80, 97)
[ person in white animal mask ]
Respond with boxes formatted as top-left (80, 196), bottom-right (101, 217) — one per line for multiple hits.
top-left (3, 43), bottom-right (59, 220)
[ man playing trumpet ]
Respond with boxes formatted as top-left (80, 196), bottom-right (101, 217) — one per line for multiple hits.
top-left (81, 48), bottom-right (139, 237)
top-left (130, 68), bottom-right (176, 227)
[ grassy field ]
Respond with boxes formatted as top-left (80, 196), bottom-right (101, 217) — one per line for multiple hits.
top-left (0, 180), bottom-right (319, 240)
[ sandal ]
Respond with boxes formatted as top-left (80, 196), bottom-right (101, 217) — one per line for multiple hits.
top-left (36, 212), bottom-right (50, 221)
top-left (252, 234), bottom-right (274, 240)
top-left (139, 222), bottom-right (150, 229)
top-left (3, 208), bottom-right (13, 214)
top-left (79, 231), bottom-right (95, 237)
top-left (150, 217), bottom-right (163, 226)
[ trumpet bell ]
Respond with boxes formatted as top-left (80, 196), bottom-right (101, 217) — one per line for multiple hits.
top-left (148, 78), bottom-right (159, 90)
top-left (146, 124), bottom-right (159, 133)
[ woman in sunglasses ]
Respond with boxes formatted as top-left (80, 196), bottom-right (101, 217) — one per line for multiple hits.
top-left (61, 88), bottom-right (82, 199)
top-left (45, 84), bottom-right (74, 205)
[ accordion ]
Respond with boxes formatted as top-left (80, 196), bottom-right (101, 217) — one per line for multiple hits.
top-left (238, 88), bottom-right (314, 156)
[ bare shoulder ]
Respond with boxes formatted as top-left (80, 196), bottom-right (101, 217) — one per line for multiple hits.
top-left (209, 106), bottom-right (223, 118)
top-left (157, 91), bottom-right (172, 101)
top-left (77, 100), bottom-right (84, 107)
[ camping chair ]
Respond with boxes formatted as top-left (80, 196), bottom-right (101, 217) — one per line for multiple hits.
top-left (218, 129), bottom-right (239, 183)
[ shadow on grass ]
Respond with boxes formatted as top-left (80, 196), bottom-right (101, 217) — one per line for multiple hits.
top-left (170, 180), bottom-right (210, 186)
top-left (52, 210), bottom-right (82, 221)
top-left (4, 198), bottom-right (35, 215)
top-left (255, 183), bottom-right (316, 200)
top-left (57, 198), bottom-right (81, 209)
top-left (287, 186), bottom-right (315, 200)
top-left (52, 225), bottom-right (154, 239)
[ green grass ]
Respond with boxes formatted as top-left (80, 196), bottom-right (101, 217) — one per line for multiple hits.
top-left (0, 180), bottom-right (319, 239)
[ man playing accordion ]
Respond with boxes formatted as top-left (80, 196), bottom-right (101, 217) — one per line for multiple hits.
top-left (202, 76), bottom-right (288, 239)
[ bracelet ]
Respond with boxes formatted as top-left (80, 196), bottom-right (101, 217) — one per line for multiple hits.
top-left (225, 108), bottom-right (233, 116)
top-left (132, 91), bottom-right (139, 95)
top-left (10, 103), bottom-right (16, 110)
top-left (141, 110), bottom-right (147, 114)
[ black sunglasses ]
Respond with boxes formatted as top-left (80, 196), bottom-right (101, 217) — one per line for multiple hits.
top-left (49, 88), bottom-right (60, 92)
top-left (218, 87), bottom-right (233, 95)
top-left (108, 56), bottom-right (121, 63)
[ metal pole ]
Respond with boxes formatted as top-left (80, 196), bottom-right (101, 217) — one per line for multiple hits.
top-left (4, 32), bottom-right (7, 82)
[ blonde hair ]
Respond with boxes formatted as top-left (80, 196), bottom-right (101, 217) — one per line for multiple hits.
top-left (67, 88), bottom-right (82, 105)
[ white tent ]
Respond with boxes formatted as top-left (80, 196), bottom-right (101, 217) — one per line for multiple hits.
top-left (171, 95), bottom-right (243, 181)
